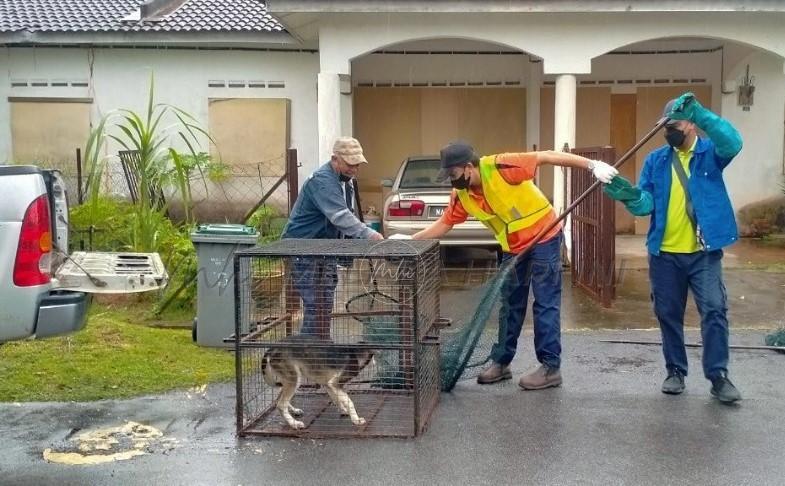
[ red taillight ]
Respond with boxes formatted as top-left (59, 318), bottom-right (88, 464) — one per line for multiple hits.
top-left (387, 199), bottom-right (425, 217)
top-left (13, 194), bottom-right (53, 287)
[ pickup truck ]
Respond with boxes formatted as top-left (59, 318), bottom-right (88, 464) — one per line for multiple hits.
top-left (0, 165), bottom-right (168, 344)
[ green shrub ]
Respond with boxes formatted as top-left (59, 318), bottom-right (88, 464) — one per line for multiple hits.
top-left (246, 205), bottom-right (286, 243)
top-left (69, 197), bottom-right (198, 314)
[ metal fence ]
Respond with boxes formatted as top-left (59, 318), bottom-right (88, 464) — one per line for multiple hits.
top-left (55, 148), bottom-right (299, 226)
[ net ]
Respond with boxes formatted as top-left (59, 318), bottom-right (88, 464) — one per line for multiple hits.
top-left (346, 258), bottom-right (513, 392)
top-left (345, 290), bottom-right (407, 389)
top-left (438, 259), bottom-right (512, 391)
top-left (765, 328), bottom-right (785, 348)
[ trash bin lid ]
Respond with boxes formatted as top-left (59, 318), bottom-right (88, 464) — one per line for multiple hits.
top-left (194, 224), bottom-right (257, 236)
top-left (190, 224), bottom-right (259, 244)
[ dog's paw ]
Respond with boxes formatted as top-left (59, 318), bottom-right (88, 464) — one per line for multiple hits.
top-left (288, 420), bottom-right (306, 430)
top-left (290, 407), bottom-right (303, 417)
top-left (352, 417), bottom-right (366, 426)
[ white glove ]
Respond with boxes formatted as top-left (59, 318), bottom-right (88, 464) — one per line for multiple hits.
top-left (588, 159), bottom-right (618, 184)
top-left (388, 233), bottom-right (413, 240)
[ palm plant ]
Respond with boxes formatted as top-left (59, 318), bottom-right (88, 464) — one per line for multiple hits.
top-left (83, 74), bottom-right (217, 252)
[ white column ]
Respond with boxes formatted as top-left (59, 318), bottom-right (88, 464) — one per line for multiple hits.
top-left (553, 74), bottom-right (577, 216)
top-left (553, 74), bottom-right (577, 258)
top-left (318, 72), bottom-right (342, 163)
top-left (526, 61), bottom-right (542, 152)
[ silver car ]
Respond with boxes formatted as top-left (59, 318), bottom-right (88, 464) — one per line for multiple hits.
top-left (381, 156), bottom-right (497, 247)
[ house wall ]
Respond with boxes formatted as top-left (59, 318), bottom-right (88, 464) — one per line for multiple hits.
top-left (1, 37), bottom-right (784, 221)
top-left (353, 86), bottom-right (527, 212)
top-left (0, 46), bottom-right (320, 178)
top-left (352, 53), bottom-right (534, 85)
top-left (721, 50), bottom-right (785, 210)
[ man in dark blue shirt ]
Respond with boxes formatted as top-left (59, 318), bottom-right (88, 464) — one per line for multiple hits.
top-left (282, 137), bottom-right (383, 337)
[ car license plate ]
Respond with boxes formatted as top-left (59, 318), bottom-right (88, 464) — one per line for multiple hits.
top-left (429, 206), bottom-right (446, 217)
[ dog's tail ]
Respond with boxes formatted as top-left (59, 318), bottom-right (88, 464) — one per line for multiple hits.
top-left (261, 351), bottom-right (280, 387)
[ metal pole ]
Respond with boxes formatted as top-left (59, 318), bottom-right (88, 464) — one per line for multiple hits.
top-left (600, 339), bottom-right (785, 353)
top-left (76, 148), bottom-right (83, 205)
top-left (287, 148), bottom-right (299, 213)
top-left (514, 117), bottom-right (670, 261)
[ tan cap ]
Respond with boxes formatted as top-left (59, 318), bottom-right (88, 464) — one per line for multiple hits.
top-left (332, 137), bottom-right (368, 165)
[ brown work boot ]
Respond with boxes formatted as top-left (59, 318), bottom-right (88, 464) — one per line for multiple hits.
top-left (518, 365), bottom-right (562, 390)
top-left (476, 363), bottom-right (512, 384)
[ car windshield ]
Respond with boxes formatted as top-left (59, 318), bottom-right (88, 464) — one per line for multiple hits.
top-left (398, 159), bottom-right (451, 189)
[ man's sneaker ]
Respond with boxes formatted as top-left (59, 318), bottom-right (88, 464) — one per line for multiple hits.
top-left (476, 363), bottom-right (512, 384)
top-left (661, 369), bottom-right (686, 395)
top-left (518, 365), bottom-right (562, 390)
top-left (710, 374), bottom-right (742, 404)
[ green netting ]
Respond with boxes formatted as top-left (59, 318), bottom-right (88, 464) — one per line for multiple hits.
top-left (765, 328), bottom-right (785, 347)
top-left (347, 259), bottom-right (515, 392)
top-left (346, 291), bottom-right (407, 388)
top-left (439, 259), bottom-right (512, 391)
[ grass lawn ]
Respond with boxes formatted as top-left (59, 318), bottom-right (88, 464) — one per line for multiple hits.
top-left (0, 303), bottom-right (235, 402)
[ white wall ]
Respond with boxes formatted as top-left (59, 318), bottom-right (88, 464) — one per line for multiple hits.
top-left (352, 52), bottom-right (534, 85)
top-left (316, 11), bottom-right (785, 75)
top-left (0, 47), bottom-right (321, 176)
top-left (0, 48), bottom-right (10, 163)
top-left (722, 50), bottom-right (785, 209)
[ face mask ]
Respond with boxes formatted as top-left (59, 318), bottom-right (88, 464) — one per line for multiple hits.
top-left (339, 173), bottom-right (352, 182)
top-left (450, 172), bottom-right (471, 190)
top-left (665, 126), bottom-right (686, 148)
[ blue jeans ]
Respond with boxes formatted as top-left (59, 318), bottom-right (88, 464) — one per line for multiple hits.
top-left (490, 233), bottom-right (562, 368)
top-left (648, 250), bottom-right (729, 380)
top-left (291, 257), bottom-right (338, 337)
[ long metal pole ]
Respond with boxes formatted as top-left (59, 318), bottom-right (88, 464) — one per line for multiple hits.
top-left (513, 117), bottom-right (670, 261)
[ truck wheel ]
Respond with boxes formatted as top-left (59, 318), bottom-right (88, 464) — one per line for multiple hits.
top-left (192, 318), bottom-right (197, 342)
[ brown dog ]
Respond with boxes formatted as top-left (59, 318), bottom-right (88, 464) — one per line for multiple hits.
top-left (262, 334), bottom-right (374, 430)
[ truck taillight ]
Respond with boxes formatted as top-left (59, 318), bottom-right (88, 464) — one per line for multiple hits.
top-left (387, 199), bottom-right (425, 217)
top-left (13, 194), bottom-right (53, 287)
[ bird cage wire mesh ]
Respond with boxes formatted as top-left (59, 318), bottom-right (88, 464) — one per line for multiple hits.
top-left (231, 239), bottom-right (442, 438)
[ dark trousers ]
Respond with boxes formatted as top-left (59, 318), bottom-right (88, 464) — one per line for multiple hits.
top-left (490, 233), bottom-right (562, 368)
top-left (648, 250), bottom-right (729, 380)
top-left (291, 257), bottom-right (338, 339)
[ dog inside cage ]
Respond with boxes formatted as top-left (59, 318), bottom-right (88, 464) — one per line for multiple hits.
top-left (231, 239), bottom-right (442, 438)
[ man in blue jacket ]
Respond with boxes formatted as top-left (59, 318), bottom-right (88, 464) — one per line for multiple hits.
top-left (282, 137), bottom-right (383, 337)
top-left (605, 92), bottom-right (743, 404)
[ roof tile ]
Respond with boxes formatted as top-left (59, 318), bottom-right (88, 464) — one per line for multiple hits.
top-left (0, 0), bottom-right (284, 34)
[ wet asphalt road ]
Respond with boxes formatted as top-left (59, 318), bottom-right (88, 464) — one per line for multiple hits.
top-left (2, 328), bottom-right (784, 486)
top-left (3, 239), bottom-right (784, 485)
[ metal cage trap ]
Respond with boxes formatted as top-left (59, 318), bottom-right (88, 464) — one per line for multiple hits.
top-left (229, 239), bottom-right (443, 438)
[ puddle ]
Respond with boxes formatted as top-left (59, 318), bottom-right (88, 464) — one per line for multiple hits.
top-left (43, 421), bottom-right (176, 466)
